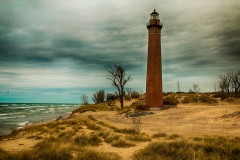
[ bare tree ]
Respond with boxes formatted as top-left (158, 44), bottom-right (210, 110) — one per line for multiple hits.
top-left (92, 90), bottom-right (105, 104)
top-left (193, 84), bottom-right (200, 93)
top-left (213, 82), bottom-right (217, 92)
top-left (106, 64), bottom-right (131, 109)
top-left (131, 116), bottom-right (141, 137)
top-left (177, 79), bottom-right (180, 92)
top-left (219, 71), bottom-right (240, 94)
top-left (189, 88), bottom-right (194, 93)
top-left (219, 72), bottom-right (231, 93)
top-left (80, 94), bottom-right (89, 105)
top-left (230, 71), bottom-right (240, 94)
top-left (125, 88), bottom-right (132, 100)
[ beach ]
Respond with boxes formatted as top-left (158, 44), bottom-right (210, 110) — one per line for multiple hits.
top-left (0, 97), bottom-right (240, 159)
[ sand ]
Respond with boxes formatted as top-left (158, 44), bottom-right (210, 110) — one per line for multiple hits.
top-left (0, 99), bottom-right (240, 159)
top-left (74, 103), bottom-right (240, 136)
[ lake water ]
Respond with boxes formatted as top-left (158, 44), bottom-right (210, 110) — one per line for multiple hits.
top-left (0, 103), bottom-right (80, 135)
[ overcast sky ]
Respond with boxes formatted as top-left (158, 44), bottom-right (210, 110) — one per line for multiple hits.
top-left (0, 0), bottom-right (240, 103)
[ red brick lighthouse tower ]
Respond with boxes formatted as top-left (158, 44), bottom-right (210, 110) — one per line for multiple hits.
top-left (145, 9), bottom-right (163, 109)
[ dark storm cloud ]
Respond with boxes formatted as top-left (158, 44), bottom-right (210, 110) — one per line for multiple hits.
top-left (0, 3), bottom-right (147, 70)
top-left (160, 0), bottom-right (240, 82)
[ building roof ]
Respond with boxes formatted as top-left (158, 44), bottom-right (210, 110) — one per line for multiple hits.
top-left (151, 9), bottom-right (159, 15)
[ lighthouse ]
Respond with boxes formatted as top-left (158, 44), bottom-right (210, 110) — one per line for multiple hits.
top-left (145, 9), bottom-right (163, 109)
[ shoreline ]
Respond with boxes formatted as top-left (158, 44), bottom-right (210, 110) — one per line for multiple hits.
top-left (0, 107), bottom-right (79, 137)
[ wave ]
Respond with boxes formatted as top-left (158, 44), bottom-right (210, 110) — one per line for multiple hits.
top-left (15, 107), bottom-right (30, 110)
top-left (17, 121), bottom-right (29, 126)
top-left (0, 104), bottom-right (9, 107)
top-left (0, 115), bottom-right (26, 119)
top-left (0, 114), bottom-right (8, 116)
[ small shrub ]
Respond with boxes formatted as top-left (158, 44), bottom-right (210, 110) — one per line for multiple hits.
top-left (131, 91), bottom-right (140, 99)
top-left (199, 95), bottom-right (218, 104)
top-left (107, 93), bottom-right (119, 101)
top-left (182, 95), bottom-right (198, 103)
top-left (92, 90), bottom-right (106, 104)
top-left (80, 94), bottom-right (89, 105)
top-left (125, 95), bottom-right (132, 101)
top-left (130, 100), bottom-right (146, 110)
top-left (213, 92), bottom-right (235, 100)
top-left (131, 117), bottom-right (141, 134)
top-left (163, 96), bottom-right (179, 105)
top-left (224, 97), bottom-right (236, 103)
top-left (135, 103), bottom-right (146, 110)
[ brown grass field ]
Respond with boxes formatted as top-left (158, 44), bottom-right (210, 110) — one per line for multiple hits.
top-left (0, 93), bottom-right (240, 160)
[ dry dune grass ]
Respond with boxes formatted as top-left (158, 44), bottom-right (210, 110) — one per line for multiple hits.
top-left (0, 94), bottom-right (240, 160)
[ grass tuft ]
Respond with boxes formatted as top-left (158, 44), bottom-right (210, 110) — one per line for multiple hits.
top-left (134, 136), bottom-right (240, 160)
top-left (168, 134), bottom-right (181, 139)
top-left (152, 132), bottom-right (168, 138)
top-left (77, 148), bottom-right (121, 160)
top-left (127, 133), bottom-right (151, 142)
top-left (111, 138), bottom-right (136, 148)
top-left (71, 104), bottom-right (120, 115)
top-left (73, 133), bottom-right (102, 146)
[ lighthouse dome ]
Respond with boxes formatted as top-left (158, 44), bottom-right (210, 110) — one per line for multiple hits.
top-left (150, 9), bottom-right (159, 20)
top-left (151, 9), bottom-right (159, 15)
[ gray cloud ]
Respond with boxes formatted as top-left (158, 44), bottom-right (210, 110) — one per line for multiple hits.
top-left (0, 0), bottom-right (240, 102)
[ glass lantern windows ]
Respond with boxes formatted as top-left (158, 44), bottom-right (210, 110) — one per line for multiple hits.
top-left (150, 14), bottom-right (159, 20)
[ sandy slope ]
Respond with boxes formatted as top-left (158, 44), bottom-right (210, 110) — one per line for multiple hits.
top-left (74, 103), bottom-right (240, 136)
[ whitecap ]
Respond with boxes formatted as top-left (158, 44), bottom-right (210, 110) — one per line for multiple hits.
top-left (0, 114), bottom-right (8, 116)
top-left (0, 104), bottom-right (9, 107)
top-left (16, 106), bottom-right (29, 109)
top-left (16, 115), bottom-right (26, 118)
top-left (0, 116), bottom-right (15, 119)
top-left (18, 121), bottom-right (29, 126)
